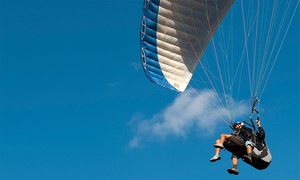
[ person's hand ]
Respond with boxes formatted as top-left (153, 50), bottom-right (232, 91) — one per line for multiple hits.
top-left (256, 120), bottom-right (261, 127)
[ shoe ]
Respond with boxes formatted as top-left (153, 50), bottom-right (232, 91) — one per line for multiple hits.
top-left (210, 155), bottom-right (221, 162)
top-left (243, 155), bottom-right (252, 164)
top-left (227, 168), bottom-right (239, 175)
top-left (214, 143), bottom-right (224, 149)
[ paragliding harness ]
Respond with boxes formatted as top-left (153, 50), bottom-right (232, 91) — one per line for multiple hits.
top-left (223, 97), bottom-right (272, 170)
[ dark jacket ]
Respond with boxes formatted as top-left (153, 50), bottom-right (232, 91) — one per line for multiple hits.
top-left (254, 126), bottom-right (266, 150)
top-left (236, 125), bottom-right (254, 142)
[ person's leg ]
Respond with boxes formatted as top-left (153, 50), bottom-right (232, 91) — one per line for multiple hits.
top-left (227, 155), bottom-right (239, 175)
top-left (243, 141), bottom-right (254, 163)
top-left (220, 134), bottom-right (232, 144)
top-left (232, 156), bottom-right (238, 168)
top-left (210, 140), bottom-right (221, 162)
top-left (214, 134), bottom-right (232, 149)
top-left (246, 145), bottom-right (252, 155)
top-left (215, 140), bottom-right (221, 155)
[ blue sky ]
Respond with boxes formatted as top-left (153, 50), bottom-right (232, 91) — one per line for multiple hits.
top-left (0, 0), bottom-right (299, 179)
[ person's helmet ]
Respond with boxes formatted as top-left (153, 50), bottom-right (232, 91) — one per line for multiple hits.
top-left (233, 120), bottom-right (242, 126)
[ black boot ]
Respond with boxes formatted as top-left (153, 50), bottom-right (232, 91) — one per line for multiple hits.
top-left (243, 154), bottom-right (252, 164)
top-left (227, 167), bottom-right (239, 175)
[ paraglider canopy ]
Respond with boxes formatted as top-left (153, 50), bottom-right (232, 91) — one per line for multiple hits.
top-left (141, 0), bottom-right (235, 92)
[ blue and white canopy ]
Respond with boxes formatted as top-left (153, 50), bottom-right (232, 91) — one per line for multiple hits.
top-left (140, 0), bottom-right (234, 92)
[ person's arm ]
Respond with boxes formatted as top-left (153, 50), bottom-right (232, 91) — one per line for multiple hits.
top-left (256, 120), bottom-right (265, 139)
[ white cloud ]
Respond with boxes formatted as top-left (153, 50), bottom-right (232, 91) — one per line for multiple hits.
top-left (128, 88), bottom-right (249, 149)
